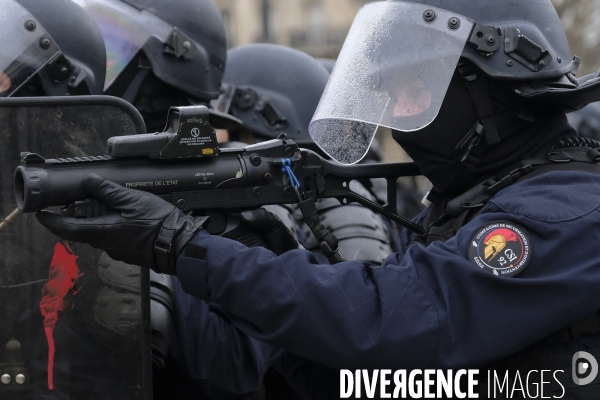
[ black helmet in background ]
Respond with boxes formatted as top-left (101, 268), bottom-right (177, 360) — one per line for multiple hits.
top-left (73, 0), bottom-right (227, 132)
top-left (1, 0), bottom-right (106, 96)
top-left (217, 43), bottom-right (330, 146)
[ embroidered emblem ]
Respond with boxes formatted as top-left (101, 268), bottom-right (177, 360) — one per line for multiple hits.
top-left (468, 221), bottom-right (532, 277)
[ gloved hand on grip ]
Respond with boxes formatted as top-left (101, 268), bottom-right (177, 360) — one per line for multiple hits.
top-left (36, 173), bottom-right (208, 275)
top-left (238, 208), bottom-right (301, 255)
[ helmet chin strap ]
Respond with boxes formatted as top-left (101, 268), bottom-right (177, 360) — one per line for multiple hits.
top-left (427, 63), bottom-right (504, 202)
top-left (427, 63), bottom-right (539, 203)
top-left (458, 63), bottom-right (501, 146)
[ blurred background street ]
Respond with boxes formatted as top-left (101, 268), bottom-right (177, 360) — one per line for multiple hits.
top-left (215, 0), bottom-right (600, 74)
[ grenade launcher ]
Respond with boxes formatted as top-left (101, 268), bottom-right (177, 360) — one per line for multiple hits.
top-left (15, 106), bottom-right (425, 257)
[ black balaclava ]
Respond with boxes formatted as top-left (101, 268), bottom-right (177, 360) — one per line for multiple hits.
top-left (393, 69), bottom-right (574, 198)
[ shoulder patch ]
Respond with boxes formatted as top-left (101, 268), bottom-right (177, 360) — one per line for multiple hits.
top-left (467, 221), bottom-right (532, 277)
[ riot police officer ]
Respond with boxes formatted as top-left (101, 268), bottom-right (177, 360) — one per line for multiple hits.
top-left (220, 43), bottom-right (395, 264)
top-left (69, 4), bottom-right (251, 398)
top-left (37, 0), bottom-right (600, 398)
top-left (72, 0), bottom-right (229, 132)
top-left (1, 0), bottom-right (105, 97)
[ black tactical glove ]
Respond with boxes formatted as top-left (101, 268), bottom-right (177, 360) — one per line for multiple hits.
top-left (36, 174), bottom-right (207, 275)
top-left (237, 208), bottom-right (300, 255)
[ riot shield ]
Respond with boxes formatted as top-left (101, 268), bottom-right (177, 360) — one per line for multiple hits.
top-left (0, 96), bottom-right (151, 400)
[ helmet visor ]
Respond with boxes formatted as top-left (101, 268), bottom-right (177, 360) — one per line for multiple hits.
top-left (0, 0), bottom-right (61, 97)
top-left (309, 1), bottom-right (474, 164)
top-left (72, 0), bottom-right (172, 89)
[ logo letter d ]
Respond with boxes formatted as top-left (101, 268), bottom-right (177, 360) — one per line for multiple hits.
top-left (572, 351), bottom-right (599, 386)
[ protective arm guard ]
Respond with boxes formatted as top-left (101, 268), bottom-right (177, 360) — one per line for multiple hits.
top-left (296, 181), bottom-right (392, 264)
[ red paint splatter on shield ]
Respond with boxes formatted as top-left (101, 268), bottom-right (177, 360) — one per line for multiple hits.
top-left (39, 242), bottom-right (83, 391)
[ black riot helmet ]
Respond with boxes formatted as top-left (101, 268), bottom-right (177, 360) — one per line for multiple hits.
top-left (216, 44), bottom-right (330, 146)
top-left (397, 0), bottom-right (600, 112)
top-left (73, 0), bottom-right (226, 104)
top-left (1, 0), bottom-right (106, 97)
top-left (309, 0), bottom-right (585, 164)
top-left (309, 0), bottom-right (595, 197)
top-left (402, 0), bottom-right (576, 81)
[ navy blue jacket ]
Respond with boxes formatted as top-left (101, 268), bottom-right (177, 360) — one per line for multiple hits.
top-left (172, 168), bottom-right (600, 396)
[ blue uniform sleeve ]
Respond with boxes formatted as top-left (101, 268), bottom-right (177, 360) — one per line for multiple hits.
top-left (166, 277), bottom-right (276, 395)
top-left (176, 172), bottom-right (600, 369)
top-left (177, 230), bottom-right (440, 369)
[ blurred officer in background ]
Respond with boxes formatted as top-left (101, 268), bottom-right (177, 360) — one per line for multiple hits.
top-left (219, 43), bottom-right (395, 264)
top-left (69, 0), bottom-right (246, 398)
top-left (161, 43), bottom-right (399, 399)
top-left (72, 0), bottom-right (231, 132)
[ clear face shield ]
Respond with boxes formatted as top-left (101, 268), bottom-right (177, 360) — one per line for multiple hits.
top-left (309, 1), bottom-right (474, 164)
top-left (0, 0), bottom-right (61, 97)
